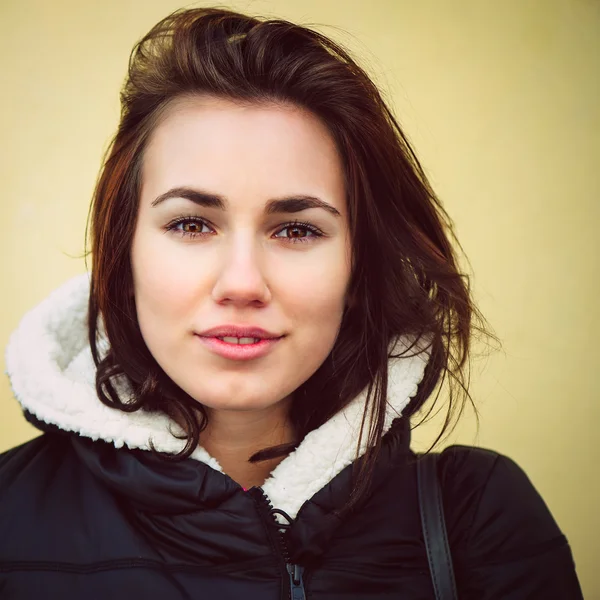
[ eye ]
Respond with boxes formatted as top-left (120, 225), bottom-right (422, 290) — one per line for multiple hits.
top-left (273, 221), bottom-right (324, 244)
top-left (165, 216), bottom-right (214, 238)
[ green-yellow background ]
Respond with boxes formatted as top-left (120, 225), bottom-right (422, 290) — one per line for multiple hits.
top-left (1, 0), bottom-right (598, 596)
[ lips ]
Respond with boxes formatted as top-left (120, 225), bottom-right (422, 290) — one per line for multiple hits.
top-left (216, 336), bottom-right (262, 344)
top-left (195, 325), bottom-right (285, 361)
top-left (195, 333), bottom-right (283, 361)
top-left (198, 325), bottom-right (283, 340)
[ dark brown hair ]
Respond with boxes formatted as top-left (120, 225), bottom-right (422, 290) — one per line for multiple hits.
top-left (87, 6), bottom-right (498, 512)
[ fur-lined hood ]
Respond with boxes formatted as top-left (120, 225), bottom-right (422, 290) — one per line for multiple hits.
top-left (5, 273), bottom-right (431, 519)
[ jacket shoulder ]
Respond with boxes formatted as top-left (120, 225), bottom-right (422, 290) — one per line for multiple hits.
top-left (0, 433), bottom-right (70, 496)
top-left (436, 444), bottom-right (566, 555)
top-left (436, 444), bottom-right (583, 598)
top-left (1, 434), bottom-right (49, 470)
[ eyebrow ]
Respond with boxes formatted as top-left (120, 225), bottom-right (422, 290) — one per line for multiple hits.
top-left (150, 186), bottom-right (342, 217)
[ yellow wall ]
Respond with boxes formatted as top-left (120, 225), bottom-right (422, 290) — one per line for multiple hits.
top-left (1, 0), bottom-right (597, 596)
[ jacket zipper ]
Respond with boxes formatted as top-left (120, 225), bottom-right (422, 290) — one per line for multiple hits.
top-left (250, 487), bottom-right (306, 600)
top-left (286, 563), bottom-right (306, 600)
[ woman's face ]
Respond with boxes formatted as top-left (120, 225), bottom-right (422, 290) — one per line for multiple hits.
top-left (131, 96), bottom-right (351, 414)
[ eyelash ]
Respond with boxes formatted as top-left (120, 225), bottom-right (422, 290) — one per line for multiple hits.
top-left (164, 216), bottom-right (324, 244)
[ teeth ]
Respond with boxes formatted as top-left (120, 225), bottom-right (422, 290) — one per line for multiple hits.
top-left (220, 337), bottom-right (260, 345)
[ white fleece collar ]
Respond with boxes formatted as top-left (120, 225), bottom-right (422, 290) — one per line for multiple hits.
top-left (5, 273), bottom-right (431, 519)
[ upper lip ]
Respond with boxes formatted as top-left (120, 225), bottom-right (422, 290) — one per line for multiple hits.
top-left (197, 325), bottom-right (283, 339)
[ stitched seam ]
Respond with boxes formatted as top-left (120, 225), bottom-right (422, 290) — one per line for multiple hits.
top-left (0, 557), bottom-right (272, 575)
top-left (313, 562), bottom-right (426, 574)
top-left (467, 534), bottom-right (570, 568)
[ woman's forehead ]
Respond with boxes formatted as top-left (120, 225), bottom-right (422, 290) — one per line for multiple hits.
top-left (140, 96), bottom-right (347, 215)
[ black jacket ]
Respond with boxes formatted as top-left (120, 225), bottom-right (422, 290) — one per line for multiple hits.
top-left (0, 275), bottom-right (584, 599)
top-left (0, 420), bottom-right (584, 599)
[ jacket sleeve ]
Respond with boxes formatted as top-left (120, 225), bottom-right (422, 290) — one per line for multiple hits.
top-left (448, 449), bottom-right (584, 599)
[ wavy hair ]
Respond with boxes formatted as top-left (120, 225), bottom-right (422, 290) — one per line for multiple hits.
top-left (87, 6), bottom-right (499, 513)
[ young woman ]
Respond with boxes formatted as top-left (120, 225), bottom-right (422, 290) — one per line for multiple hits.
top-left (0, 7), bottom-right (583, 599)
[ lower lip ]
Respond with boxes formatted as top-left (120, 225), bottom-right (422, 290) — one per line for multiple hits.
top-left (195, 335), bottom-right (282, 361)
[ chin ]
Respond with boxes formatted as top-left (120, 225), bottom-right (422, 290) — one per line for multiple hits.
top-left (202, 398), bottom-right (285, 413)
top-left (186, 386), bottom-right (289, 413)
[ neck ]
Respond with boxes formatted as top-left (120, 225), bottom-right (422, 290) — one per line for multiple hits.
top-left (198, 396), bottom-right (295, 489)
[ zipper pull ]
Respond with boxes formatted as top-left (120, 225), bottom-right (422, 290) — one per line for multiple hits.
top-left (286, 563), bottom-right (306, 600)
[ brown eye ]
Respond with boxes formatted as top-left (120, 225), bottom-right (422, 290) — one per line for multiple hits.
top-left (183, 221), bottom-right (202, 234)
top-left (166, 217), bottom-right (213, 238)
top-left (287, 226), bottom-right (309, 239)
top-left (274, 221), bottom-right (323, 244)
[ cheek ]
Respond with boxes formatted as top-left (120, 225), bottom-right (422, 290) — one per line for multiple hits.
top-left (276, 250), bottom-right (350, 329)
top-left (131, 229), bottom-right (200, 329)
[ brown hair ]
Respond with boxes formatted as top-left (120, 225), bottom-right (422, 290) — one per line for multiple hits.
top-left (87, 6), bottom-right (499, 513)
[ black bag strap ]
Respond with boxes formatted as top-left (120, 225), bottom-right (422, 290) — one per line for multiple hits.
top-left (416, 452), bottom-right (458, 600)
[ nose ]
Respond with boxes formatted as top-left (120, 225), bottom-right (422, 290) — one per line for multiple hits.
top-left (211, 234), bottom-right (271, 307)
